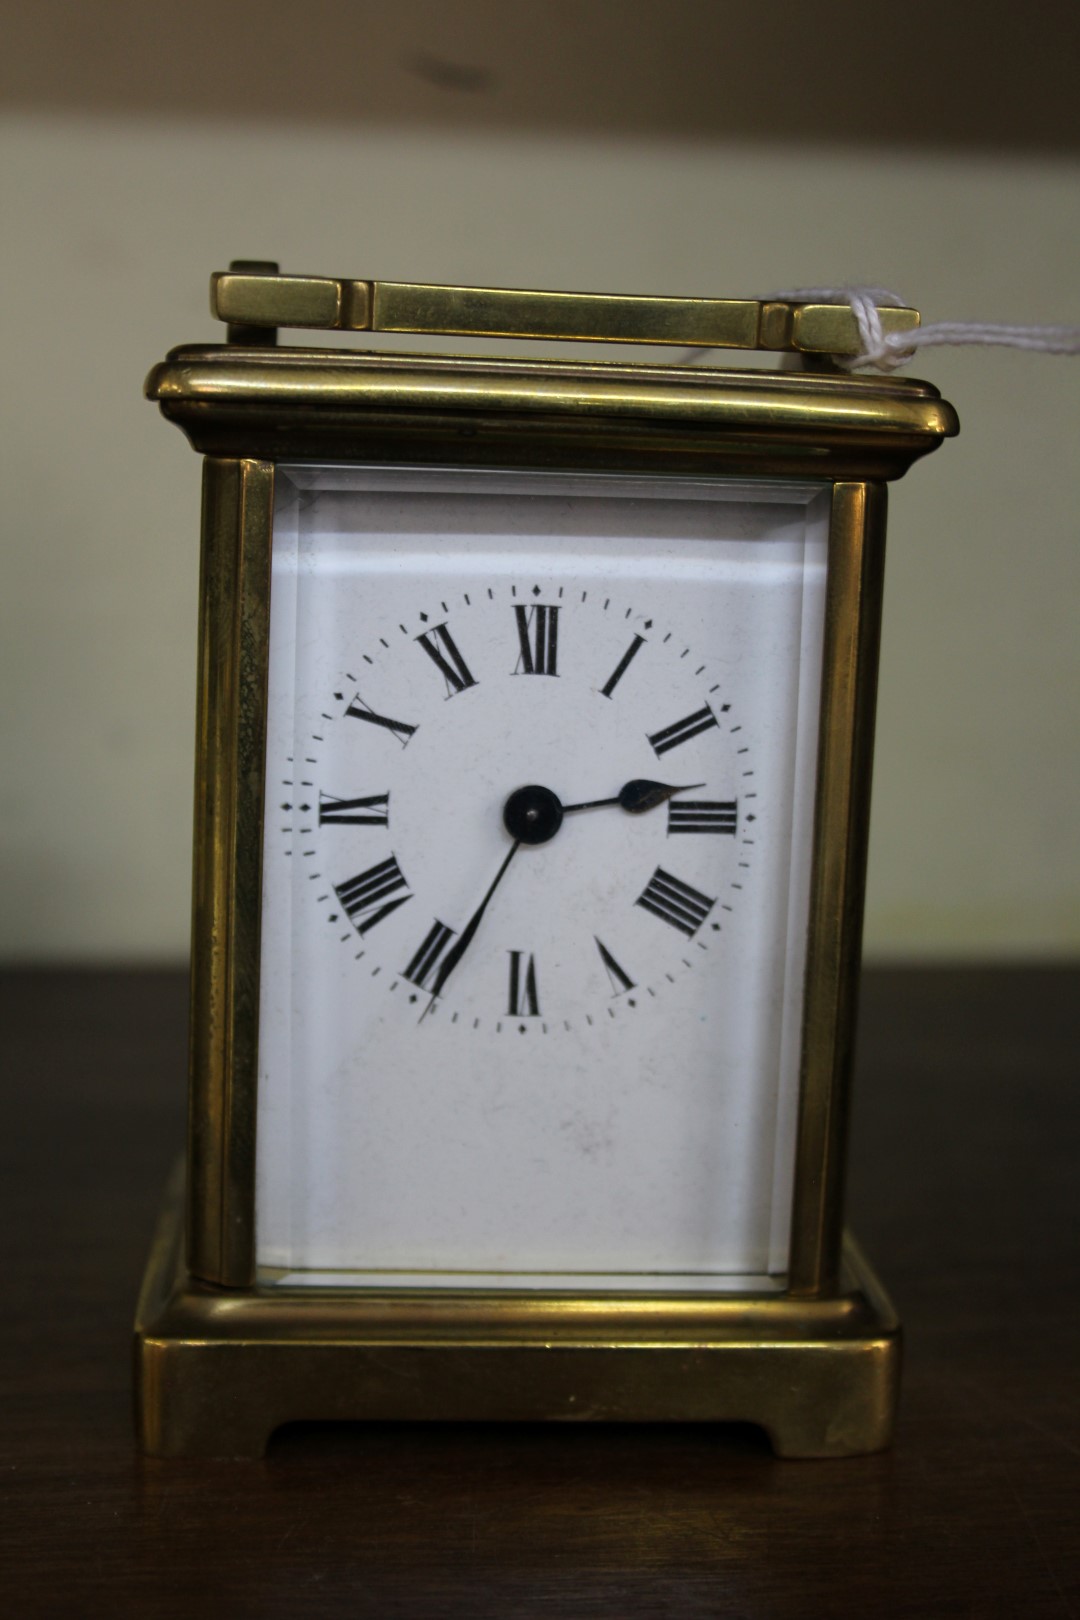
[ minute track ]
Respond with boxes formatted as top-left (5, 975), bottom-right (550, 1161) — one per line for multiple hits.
top-left (293, 577), bottom-right (752, 1028)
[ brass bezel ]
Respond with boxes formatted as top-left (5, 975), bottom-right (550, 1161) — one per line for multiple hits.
top-left (137, 341), bottom-right (956, 1457)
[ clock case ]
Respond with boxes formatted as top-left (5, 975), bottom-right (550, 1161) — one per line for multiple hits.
top-left (136, 278), bottom-right (957, 1458)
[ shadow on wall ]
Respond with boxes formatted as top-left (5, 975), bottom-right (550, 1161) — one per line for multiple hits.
top-left (2, 0), bottom-right (1078, 153)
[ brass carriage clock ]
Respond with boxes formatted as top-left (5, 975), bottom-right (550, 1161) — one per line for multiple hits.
top-left (134, 263), bottom-right (957, 1457)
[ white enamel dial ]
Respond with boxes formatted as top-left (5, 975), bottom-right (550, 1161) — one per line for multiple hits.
top-left (256, 467), bottom-right (830, 1291)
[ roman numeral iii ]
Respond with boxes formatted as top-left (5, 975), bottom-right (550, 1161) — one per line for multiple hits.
top-left (635, 867), bottom-right (716, 937)
top-left (514, 603), bottom-right (559, 676)
top-left (318, 791), bottom-right (390, 827)
top-left (647, 704), bottom-right (718, 757)
top-left (344, 694), bottom-right (417, 747)
top-left (507, 951), bottom-right (540, 1016)
top-left (415, 622), bottom-right (478, 697)
top-left (335, 856), bottom-right (412, 935)
top-left (667, 799), bottom-right (737, 835)
top-left (403, 919), bottom-right (456, 991)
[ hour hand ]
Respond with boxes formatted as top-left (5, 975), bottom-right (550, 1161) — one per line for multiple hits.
top-left (563, 780), bottom-right (705, 815)
top-left (617, 778), bottom-right (705, 813)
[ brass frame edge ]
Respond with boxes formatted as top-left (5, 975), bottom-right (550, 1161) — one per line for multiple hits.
top-left (788, 483), bottom-right (887, 1295)
top-left (146, 349), bottom-right (957, 485)
top-left (187, 459), bottom-right (273, 1287)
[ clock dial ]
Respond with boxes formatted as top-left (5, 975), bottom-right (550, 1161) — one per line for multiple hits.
top-left (284, 584), bottom-right (754, 1028)
top-left (257, 466), bottom-right (830, 1291)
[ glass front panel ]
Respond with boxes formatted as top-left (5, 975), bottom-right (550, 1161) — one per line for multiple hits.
top-left (256, 466), bottom-right (830, 1290)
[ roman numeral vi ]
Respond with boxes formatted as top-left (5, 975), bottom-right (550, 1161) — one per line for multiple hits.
top-left (507, 951), bottom-right (540, 1016)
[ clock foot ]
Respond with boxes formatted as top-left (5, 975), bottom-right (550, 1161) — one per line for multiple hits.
top-left (135, 1168), bottom-right (900, 1460)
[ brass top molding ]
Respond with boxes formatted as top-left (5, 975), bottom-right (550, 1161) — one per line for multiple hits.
top-left (210, 269), bottom-right (920, 356)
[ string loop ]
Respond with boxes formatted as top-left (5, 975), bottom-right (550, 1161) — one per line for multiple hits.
top-left (768, 285), bottom-right (1080, 372)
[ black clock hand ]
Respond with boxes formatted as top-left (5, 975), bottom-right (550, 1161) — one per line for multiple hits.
top-left (425, 779), bottom-right (697, 1004)
top-left (563, 779), bottom-right (705, 815)
top-left (429, 838), bottom-right (521, 998)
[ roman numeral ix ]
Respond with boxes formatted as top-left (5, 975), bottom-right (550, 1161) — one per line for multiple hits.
top-left (635, 867), bottom-right (716, 937)
top-left (415, 622), bottom-right (478, 698)
top-left (647, 704), bottom-right (718, 758)
top-left (507, 951), bottom-right (540, 1016)
top-left (403, 919), bottom-right (456, 992)
top-left (514, 603), bottom-right (559, 676)
top-left (667, 799), bottom-right (737, 835)
top-left (335, 856), bottom-right (412, 936)
top-left (318, 791), bottom-right (390, 827)
top-left (344, 693), bottom-right (417, 748)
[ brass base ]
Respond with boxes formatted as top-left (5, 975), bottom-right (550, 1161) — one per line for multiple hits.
top-left (135, 1167), bottom-right (901, 1459)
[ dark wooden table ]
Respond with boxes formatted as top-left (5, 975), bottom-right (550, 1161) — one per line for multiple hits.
top-left (2, 967), bottom-right (1077, 1618)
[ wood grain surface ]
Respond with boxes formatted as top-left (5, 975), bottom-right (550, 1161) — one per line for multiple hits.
top-left (2, 967), bottom-right (1077, 1618)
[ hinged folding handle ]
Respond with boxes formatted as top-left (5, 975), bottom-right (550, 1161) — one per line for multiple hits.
top-left (210, 265), bottom-right (919, 356)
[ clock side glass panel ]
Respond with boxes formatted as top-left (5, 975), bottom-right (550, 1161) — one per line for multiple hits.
top-left (255, 466), bottom-right (830, 1291)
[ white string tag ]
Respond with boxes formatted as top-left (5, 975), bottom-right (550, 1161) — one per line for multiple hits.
top-left (767, 286), bottom-right (1080, 373)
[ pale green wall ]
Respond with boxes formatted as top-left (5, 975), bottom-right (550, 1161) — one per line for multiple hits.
top-left (3, 4), bottom-right (1078, 962)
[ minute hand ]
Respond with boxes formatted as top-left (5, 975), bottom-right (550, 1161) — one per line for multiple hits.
top-left (429, 838), bottom-right (521, 998)
top-left (563, 779), bottom-right (705, 815)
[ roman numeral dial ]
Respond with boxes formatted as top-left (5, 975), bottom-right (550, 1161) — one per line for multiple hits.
top-left (648, 704), bottom-right (718, 757)
top-left (601, 634), bottom-right (646, 698)
top-left (635, 867), bottom-right (717, 937)
top-left (318, 791), bottom-right (390, 827)
top-left (416, 622), bottom-right (477, 697)
top-left (668, 799), bottom-right (737, 835)
top-left (344, 694), bottom-right (417, 747)
top-left (514, 603), bottom-right (559, 676)
top-left (507, 951), bottom-right (540, 1017)
top-left (335, 856), bottom-right (412, 936)
top-left (595, 938), bottom-right (636, 996)
top-left (295, 582), bottom-right (752, 1027)
top-left (403, 920), bottom-right (456, 992)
